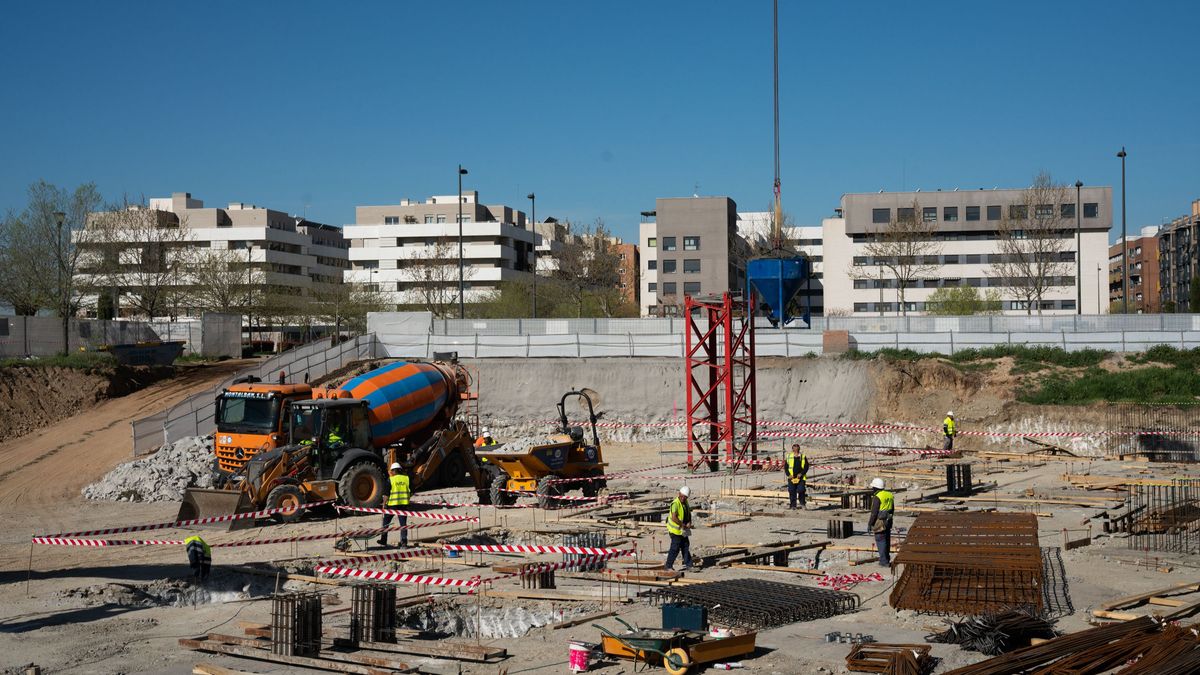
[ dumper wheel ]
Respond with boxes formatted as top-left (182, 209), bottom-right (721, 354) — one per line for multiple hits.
top-left (664, 647), bottom-right (691, 675)
top-left (490, 471), bottom-right (517, 507)
top-left (581, 469), bottom-right (605, 498)
top-left (339, 461), bottom-right (387, 508)
top-left (537, 475), bottom-right (564, 509)
top-left (266, 485), bottom-right (305, 523)
top-left (477, 464), bottom-right (500, 505)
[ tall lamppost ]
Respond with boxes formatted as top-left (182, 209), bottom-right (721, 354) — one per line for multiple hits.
top-left (1097, 264), bottom-right (1103, 313)
top-left (527, 192), bottom-right (537, 318)
top-left (457, 165), bottom-right (468, 319)
top-left (1117, 147), bottom-right (1128, 313)
top-left (1075, 180), bottom-right (1083, 314)
top-left (53, 210), bottom-right (67, 355)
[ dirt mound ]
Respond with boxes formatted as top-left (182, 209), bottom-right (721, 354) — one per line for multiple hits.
top-left (0, 364), bottom-right (173, 443)
top-left (83, 435), bottom-right (213, 502)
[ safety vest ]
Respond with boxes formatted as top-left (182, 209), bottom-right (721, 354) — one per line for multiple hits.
top-left (475, 437), bottom-right (497, 447)
top-left (876, 490), bottom-right (895, 517)
top-left (943, 417), bottom-right (956, 437)
top-left (387, 474), bottom-right (411, 507)
top-left (667, 497), bottom-right (689, 536)
top-left (327, 427), bottom-right (344, 444)
top-left (185, 535), bottom-right (211, 562)
top-left (786, 454), bottom-right (808, 480)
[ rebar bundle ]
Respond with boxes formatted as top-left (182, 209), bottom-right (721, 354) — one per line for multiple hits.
top-left (846, 643), bottom-right (933, 674)
top-left (563, 532), bottom-right (607, 571)
top-left (927, 608), bottom-right (1058, 655)
top-left (1106, 403), bottom-right (1200, 461)
top-left (945, 464), bottom-right (972, 496)
top-left (647, 578), bottom-right (859, 629)
top-left (943, 617), bottom-right (1157, 674)
top-left (271, 592), bottom-right (322, 657)
top-left (350, 583), bottom-right (396, 644)
top-left (890, 513), bottom-right (1043, 615)
top-left (1124, 480), bottom-right (1200, 554)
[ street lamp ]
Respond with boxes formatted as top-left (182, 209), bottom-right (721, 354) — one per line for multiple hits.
top-left (1117, 147), bottom-right (1128, 313)
top-left (458, 165), bottom-right (468, 319)
top-left (1097, 264), bottom-right (1103, 313)
top-left (53, 210), bottom-right (67, 355)
top-left (1075, 180), bottom-right (1083, 314)
top-left (527, 192), bottom-right (537, 318)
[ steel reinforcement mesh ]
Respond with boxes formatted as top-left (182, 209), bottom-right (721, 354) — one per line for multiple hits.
top-left (1126, 479), bottom-right (1200, 554)
top-left (647, 579), bottom-right (859, 629)
top-left (1106, 404), bottom-right (1200, 462)
top-left (890, 512), bottom-right (1043, 615)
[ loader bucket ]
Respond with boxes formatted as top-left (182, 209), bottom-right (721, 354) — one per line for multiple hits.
top-left (177, 488), bottom-right (257, 531)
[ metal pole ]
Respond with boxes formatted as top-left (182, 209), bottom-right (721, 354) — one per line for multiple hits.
top-left (458, 165), bottom-right (467, 319)
top-left (1118, 147), bottom-right (1128, 313)
top-left (1097, 264), bottom-right (1103, 313)
top-left (1076, 181), bottom-right (1083, 314)
top-left (528, 192), bottom-right (537, 318)
top-left (772, 0), bottom-right (782, 248)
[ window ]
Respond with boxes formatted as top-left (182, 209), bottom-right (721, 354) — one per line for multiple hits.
top-left (1084, 203), bottom-right (1099, 218)
top-left (436, 214), bottom-right (446, 223)
top-left (683, 259), bottom-right (701, 273)
top-left (943, 207), bottom-right (958, 222)
top-left (1034, 204), bottom-right (1054, 219)
top-left (854, 303), bottom-right (871, 313)
top-left (1061, 203), bottom-right (1076, 218)
top-left (683, 236), bottom-right (700, 251)
top-left (965, 254), bottom-right (982, 264)
top-left (384, 216), bottom-right (399, 225)
top-left (923, 207), bottom-right (937, 223)
top-left (662, 237), bottom-right (677, 251)
top-left (648, 282), bottom-right (657, 293)
top-left (683, 282), bottom-right (701, 295)
top-left (662, 282), bottom-right (677, 296)
top-left (985, 205), bottom-right (1000, 221)
top-left (966, 206), bottom-right (980, 221)
top-left (457, 214), bottom-right (473, 223)
top-left (647, 260), bottom-right (657, 270)
top-left (647, 237), bottom-right (657, 248)
top-left (1009, 205), bottom-right (1028, 219)
top-left (618, 252), bottom-right (626, 261)
top-left (662, 259), bottom-right (677, 273)
top-left (872, 208), bottom-right (891, 224)
top-left (897, 207), bottom-right (915, 221)
top-left (944, 255), bottom-right (960, 264)
top-left (424, 215), bottom-right (434, 224)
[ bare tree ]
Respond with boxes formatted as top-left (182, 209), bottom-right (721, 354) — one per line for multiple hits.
top-left (989, 172), bottom-right (1073, 315)
top-left (859, 200), bottom-right (941, 315)
top-left (83, 195), bottom-right (195, 319)
top-left (551, 219), bottom-right (624, 318)
top-left (308, 279), bottom-right (390, 338)
top-left (400, 237), bottom-right (472, 319)
top-left (189, 247), bottom-right (257, 315)
top-left (0, 209), bottom-right (46, 315)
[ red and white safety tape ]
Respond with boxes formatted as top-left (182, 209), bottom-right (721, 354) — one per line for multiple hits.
top-left (315, 565), bottom-right (480, 588)
top-left (40, 499), bottom-right (336, 539)
top-left (31, 537), bottom-right (186, 547)
top-left (442, 544), bottom-right (626, 556)
top-left (477, 549), bottom-right (635, 585)
top-left (335, 505), bottom-right (479, 522)
top-left (318, 547), bottom-right (442, 568)
top-left (210, 522), bottom-right (444, 549)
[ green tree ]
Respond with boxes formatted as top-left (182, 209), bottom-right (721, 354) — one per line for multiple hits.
top-left (925, 286), bottom-right (1003, 315)
top-left (1164, 300), bottom-right (1177, 314)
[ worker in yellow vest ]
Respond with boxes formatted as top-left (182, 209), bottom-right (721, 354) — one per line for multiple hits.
top-left (378, 462), bottom-right (412, 548)
top-left (184, 535), bottom-right (211, 582)
top-left (867, 478), bottom-right (895, 568)
top-left (475, 427), bottom-right (498, 448)
top-left (664, 485), bottom-right (693, 571)
top-left (942, 411), bottom-right (957, 451)
top-left (784, 444), bottom-right (809, 510)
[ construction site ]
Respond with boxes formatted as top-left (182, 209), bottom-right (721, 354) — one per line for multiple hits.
top-left (6, 294), bottom-right (1200, 675)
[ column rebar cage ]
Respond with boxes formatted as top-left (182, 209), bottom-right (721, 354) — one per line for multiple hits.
top-left (684, 292), bottom-right (757, 471)
top-left (1106, 403), bottom-right (1200, 462)
top-left (271, 592), bottom-right (323, 657)
top-left (1124, 479), bottom-right (1200, 554)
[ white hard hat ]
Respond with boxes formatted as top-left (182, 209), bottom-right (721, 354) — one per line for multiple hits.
top-left (947, 411), bottom-right (955, 417)
top-left (679, 485), bottom-right (691, 497)
top-left (870, 478), bottom-right (885, 490)
top-left (390, 462), bottom-right (402, 471)
top-left (482, 427), bottom-right (491, 435)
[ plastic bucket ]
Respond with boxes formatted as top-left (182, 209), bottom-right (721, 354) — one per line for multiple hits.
top-left (568, 642), bottom-right (591, 672)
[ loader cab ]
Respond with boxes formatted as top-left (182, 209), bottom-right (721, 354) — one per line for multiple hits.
top-left (288, 399), bottom-right (372, 478)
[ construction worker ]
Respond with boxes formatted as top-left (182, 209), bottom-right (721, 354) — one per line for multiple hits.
top-left (475, 427), bottom-right (497, 447)
top-left (664, 485), bottom-right (693, 571)
top-left (378, 462), bottom-right (411, 548)
top-left (867, 478), bottom-right (894, 568)
top-left (784, 444), bottom-right (809, 510)
top-left (943, 411), bottom-right (957, 450)
top-left (326, 423), bottom-right (345, 448)
top-left (184, 534), bottom-right (212, 582)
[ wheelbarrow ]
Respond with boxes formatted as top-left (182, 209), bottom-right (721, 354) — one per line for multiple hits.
top-left (594, 618), bottom-right (757, 675)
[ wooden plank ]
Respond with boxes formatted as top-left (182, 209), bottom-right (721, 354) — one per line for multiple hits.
top-left (703, 517), bottom-right (751, 528)
top-left (179, 636), bottom-right (408, 674)
top-left (1148, 596), bottom-right (1187, 607)
top-left (1090, 609), bottom-right (1142, 621)
top-left (193, 664), bottom-right (256, 675)
top-left (717, 540), bottom-right (830, 566)
top-left (1099, 581), bottom-right (1200, 610)
top-left (551, 610), bottom-right (618, 630)
top-left (728, 563), bottom-right (824, 576)
top-left (357, 639), bottom-right (505, 662)
top-left (939, 495), bottom-right (1121, 508)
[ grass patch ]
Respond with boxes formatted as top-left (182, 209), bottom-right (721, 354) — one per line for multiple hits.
top-left (0, 352), bottom-right (117, 372)
top-left (1128, 345), bottom-right (1200, 370)
top-left (841, 348), bottom-right (938, 362)
top-left (1019, 366), bottom-right (1200, 405)
top-left (948, 361), bottom-right (998, 373)
top-left (949, 345), bottom-right (1110, 368)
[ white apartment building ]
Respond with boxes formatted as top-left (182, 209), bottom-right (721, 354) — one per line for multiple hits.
top-left (77, 192), bottom-right (349, 318)
top-left (736, 212), bottom-right (825, 316)
top-left (638, 220), bottom-right (658, 316)
top-left (821, 187), bottom-right (1113, 315)
top-left (344, 191), bottom-right (542, 310)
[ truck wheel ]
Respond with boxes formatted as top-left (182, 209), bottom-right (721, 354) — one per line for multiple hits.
top-left (490, 472), bottom-right (517, 506)
top-left (339, 461), bottom-right (386, 508)
top-left (477, 464), bottom-right (500, 505)
top-left (581, 470), bottom-right (604, 498)
top-left (537, 475), bottom-right (564, 509)
top-left (440, 452), bottom-right (467, 488)
top-left (266, 485), bottom-right (305, 523)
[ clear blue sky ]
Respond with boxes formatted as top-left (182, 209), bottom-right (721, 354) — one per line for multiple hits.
top-left (1, 0), bottom-right (1197, 243)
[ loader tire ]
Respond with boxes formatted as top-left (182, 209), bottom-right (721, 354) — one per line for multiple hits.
top-left (266, 485), bottom-right (305, 523)
top-left (536, 475), bottom-right (564, 510)
top-left (490, 471), bottom-right (517, 507)
top-left (339, 461), bottom-right (387, 508)
top-left (478, 464), bottom-right (502, 505)
top-left (581, 469), bottom-right (605, 499)
top-left (439, 452), bottom-right (467, 488)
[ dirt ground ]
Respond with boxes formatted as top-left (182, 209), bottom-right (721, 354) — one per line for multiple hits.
top-left (4, 432), bottom-right (1200, 674)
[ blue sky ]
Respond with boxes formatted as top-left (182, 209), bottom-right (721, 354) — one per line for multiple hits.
top-left (1, 1), bottom-right (1197, 243)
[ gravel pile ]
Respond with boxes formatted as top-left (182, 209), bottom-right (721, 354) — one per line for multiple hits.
top-left (83, 435), bottom-right (213, 502)
top-left (488, 435), bottom-right (562, 454)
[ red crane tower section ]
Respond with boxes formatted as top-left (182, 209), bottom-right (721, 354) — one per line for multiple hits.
top-left (684, 293), bottom-right (758, 471)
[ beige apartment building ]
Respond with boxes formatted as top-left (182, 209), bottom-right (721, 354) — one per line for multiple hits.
top-left (639, 196), bottom-right (748, 316)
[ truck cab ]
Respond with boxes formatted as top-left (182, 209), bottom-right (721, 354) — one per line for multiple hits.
top-left (214, 381), bottom-right (313, 475)
top-left (286, 398), bottom-right (387, 507)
